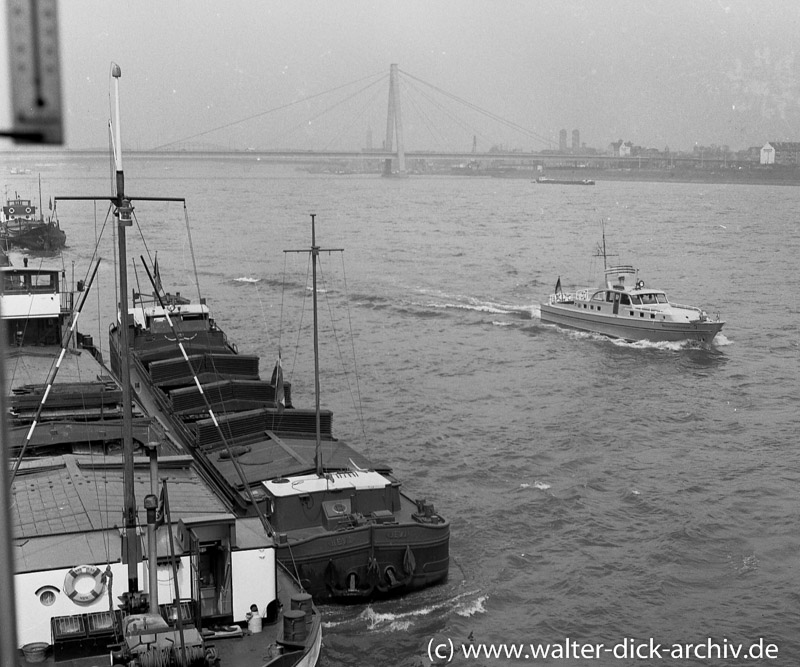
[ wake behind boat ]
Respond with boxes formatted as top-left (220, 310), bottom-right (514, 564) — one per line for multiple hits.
top-left (540, 231), bottom-right (724, 343)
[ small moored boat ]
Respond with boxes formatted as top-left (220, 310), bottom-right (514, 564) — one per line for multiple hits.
top-left (540, 232), bottom-right (724, 343)
top-left (1, 185), bottom-right (66, 252)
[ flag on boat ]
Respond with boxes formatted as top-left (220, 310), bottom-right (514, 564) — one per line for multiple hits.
top-left (153, 253), bottom-right (162, 294)
top-left (155, 485), bottom-right (165, 527)
top-left (555, 276), bottom-right (562, 295)
top-left (272, 356), bottom-right (285, 412)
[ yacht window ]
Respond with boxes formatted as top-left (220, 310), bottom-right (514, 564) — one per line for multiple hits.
top-left (591, 291), bottom-right (605, 302)
top-left (656, 294), bottom-right (668, 304)
top-left (620, 294), bottom-right (631, 306)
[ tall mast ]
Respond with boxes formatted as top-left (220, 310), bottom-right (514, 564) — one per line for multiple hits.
top-left (111, 63), bottom-right (139, 593)
top-left (310, 216), bottom-right (322, 474)
top-left (285, 214), bottom-right (343, 476)
top-left (601, 223), bottom-right (608, 272)
top-left (52, 63), bottom-right (184, 599)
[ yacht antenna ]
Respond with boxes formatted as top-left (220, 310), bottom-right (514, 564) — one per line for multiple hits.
top-left (601, 221), bottom-right (608, 272)
top-left (285, 214), bottom-right (343, 476)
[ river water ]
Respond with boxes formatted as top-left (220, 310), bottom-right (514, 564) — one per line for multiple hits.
top-left (10, 154), bottom-right (799, 665)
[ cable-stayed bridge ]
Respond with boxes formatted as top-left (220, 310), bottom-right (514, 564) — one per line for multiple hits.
top-left (151, 64), bottom-right (568, 173)
top-left (148, 65), bottom-right (731, 174)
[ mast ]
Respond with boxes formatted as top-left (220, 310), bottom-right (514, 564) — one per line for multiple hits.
top-left (110, 63), bottom-right (139, 593)
top-left (0, 292), bottom-right (20, 667)
top-left (311, 215), bottom-right (322, 475)
top-left (51, 63), bottom-right (184, 605)
top-left (285, 214), bottom-right (343, 476)
top-left (601, 223), bottom-right (608, 272)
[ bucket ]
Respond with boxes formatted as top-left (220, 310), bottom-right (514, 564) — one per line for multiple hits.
top-left (22, 642), bottom-right (49, 663)
top-left (291, 593), bottom-right (313, 625)
top-left (247, 611), bottom-right (262, 634)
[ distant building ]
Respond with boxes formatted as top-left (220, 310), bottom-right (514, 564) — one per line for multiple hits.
top-left (559, 129), bottom-right (567, 152)
top-left (609, 140), bottom-right (633, 157)
top-left (760, 142), bottom-right (800, 165)
top-left (572, 130), bottom-right (580, 151)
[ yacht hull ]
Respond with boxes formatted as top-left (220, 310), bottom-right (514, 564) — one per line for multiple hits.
top-left (540, 302), bottom-right (724, 343)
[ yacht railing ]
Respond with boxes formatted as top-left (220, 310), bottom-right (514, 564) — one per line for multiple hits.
top-left (548, 288), bottom-right (591, 305)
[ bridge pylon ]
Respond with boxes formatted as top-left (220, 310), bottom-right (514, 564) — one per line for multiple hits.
top-left (383, 64), bottom-right (406, 177)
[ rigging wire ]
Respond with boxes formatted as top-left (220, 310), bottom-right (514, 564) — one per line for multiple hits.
top-left (182, 202), bottom-right (203, 305)
top-left (316, 256), bottom-right (365, 446)
top-left (337, 253), bottom-right (368, 446)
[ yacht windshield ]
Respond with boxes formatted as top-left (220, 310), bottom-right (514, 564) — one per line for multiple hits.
top-left (640, 293), bottom-right (668, 304)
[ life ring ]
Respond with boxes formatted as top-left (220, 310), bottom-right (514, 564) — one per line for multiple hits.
top-left (63, 565), bottom-right (105, 604)
top-left (635, 280), bottom-right (645, 290)
top-left (7, 207), bottom-right (14, 214)
top-left (167, 304), bottom-right (176, 312)
top-left (25, 207), bottom-right (31, 213)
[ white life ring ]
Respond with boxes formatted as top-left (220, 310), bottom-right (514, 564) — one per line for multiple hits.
top-left (7, 207), bottom-right (14, 214)
top-left (25, 207), bottom-right (31, 213)
top-left (63, 564), bottom-right (105, 604)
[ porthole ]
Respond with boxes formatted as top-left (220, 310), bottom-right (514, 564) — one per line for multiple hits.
top-left (35, 586), bottom-right (58, 607)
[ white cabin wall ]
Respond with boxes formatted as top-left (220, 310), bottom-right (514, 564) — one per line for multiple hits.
top-left (14, 562), bottom-right (134, 648)
top-left (147, 557), bottom-right (193, 607)
top-left (230, 548), bottom-right (276, 622)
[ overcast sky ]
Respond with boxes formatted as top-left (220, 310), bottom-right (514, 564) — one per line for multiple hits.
top-left (3, 0), bottom-right (800, 152)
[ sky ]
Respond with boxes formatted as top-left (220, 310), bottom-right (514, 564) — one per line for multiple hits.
top-left (3, 0), bottom-right (800, 153)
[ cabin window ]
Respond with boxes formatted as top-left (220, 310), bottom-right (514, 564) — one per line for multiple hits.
top-left (656, 294), bottom-right (668, 304)
top-left (620, 294), bottom-right (631, 306)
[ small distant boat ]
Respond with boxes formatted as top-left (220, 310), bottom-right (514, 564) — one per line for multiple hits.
top-left (535, 176), bottom-right (595, 185)
top-left (1, 184), bottom-right (66, 252)
top-left (540, 229), bottom-right (724, 343)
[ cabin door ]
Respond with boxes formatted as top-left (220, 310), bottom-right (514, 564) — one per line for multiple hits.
top-left (612, 292), bottom-right (621, 315)
top-left (197, 541), bottom-right (233, 618)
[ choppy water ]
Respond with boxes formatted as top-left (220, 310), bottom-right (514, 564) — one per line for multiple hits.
top-left (13, 155), bottom-right (799, 665)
